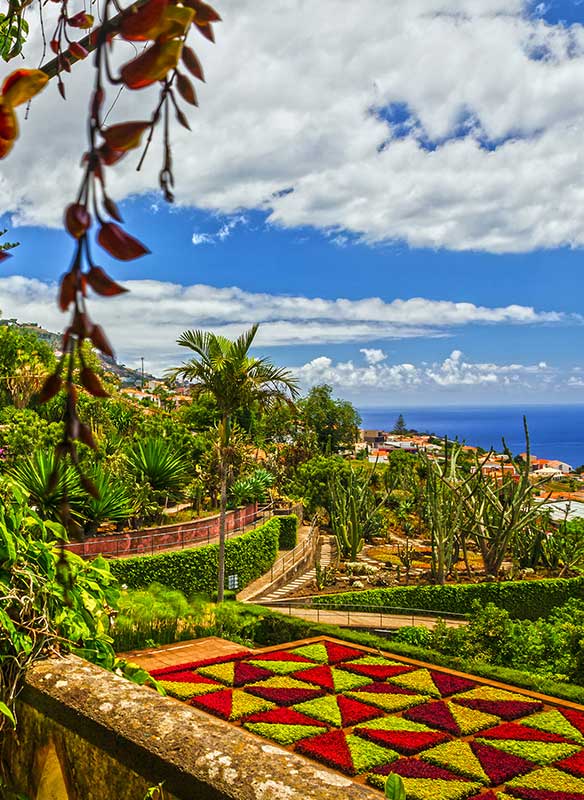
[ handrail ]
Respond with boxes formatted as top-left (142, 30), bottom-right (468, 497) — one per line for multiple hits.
top-left (262, 598), bottom-right (468, 621)
top-left (269, 515), bottom-right (319, 582)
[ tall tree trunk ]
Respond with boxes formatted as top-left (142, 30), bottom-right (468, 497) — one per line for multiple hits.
top-left (217, 415), bottom-right (230, 604)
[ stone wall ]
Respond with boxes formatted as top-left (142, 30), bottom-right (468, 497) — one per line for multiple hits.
top-left (3, 655), bottom-right (381, 800)
top-left (64, 504), bottom-right (258, 559)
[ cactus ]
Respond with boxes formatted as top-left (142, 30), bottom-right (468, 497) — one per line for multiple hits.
top-left (326, 467), bottom-right (385, 561)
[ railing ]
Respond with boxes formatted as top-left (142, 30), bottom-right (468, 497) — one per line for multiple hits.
top-left (66, 503), bottom-right (272, 560)
top-left (269, 516), bottom-right (319, 582)
top-left (259, 598), bottom-right (468, 629)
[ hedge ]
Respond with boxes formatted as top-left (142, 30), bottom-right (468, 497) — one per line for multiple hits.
top-left (311, 577), bottom-right (584, 620)
top-left (278, 514), bottom-right (298, 550)
top-left (110, 518), bottom-right (280, 598)
top-left (240, 604), bottom-right (584, 705)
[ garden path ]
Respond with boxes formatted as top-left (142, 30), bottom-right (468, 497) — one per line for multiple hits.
top-left (119, 636), bottom-right (251, 671)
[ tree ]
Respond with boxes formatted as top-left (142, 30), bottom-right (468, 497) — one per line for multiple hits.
top-left (172, 324), bottom-right (298, 602)
top-left (0, 325), bottom-right (55, 409)
top-left (393, 414), bottom-right (408, 436)
top-left (299, 384), bottom-right (360, 454)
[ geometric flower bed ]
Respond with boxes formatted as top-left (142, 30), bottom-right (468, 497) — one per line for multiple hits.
top-left (150, 637), bottom-right (584, 799)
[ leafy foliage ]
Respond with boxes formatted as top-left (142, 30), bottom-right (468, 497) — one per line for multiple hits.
top-left (126, 437), bottom-right (190, 502)
top-left (8, 449), bottom-right (85, 524)
top-left (229, 467), bottom-right (274, 507)
top-left (278, 514), bottom-right (298, 550)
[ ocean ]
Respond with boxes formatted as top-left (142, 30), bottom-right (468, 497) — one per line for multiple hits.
top-left (358, 405), bottom-right (584, 469)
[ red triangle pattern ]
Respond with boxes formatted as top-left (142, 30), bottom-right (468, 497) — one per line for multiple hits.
top-left (507, 789), bottom-right (584, 800)
top-left (189, 688), bottom-right (233, 719)
top-left (478, 722), bottom-right (570, 743)
top-left (430, 671), bottom-right (477, 697)
top-left (371, 757), bottom-right (467, 780)
top-left (336, 695), bottom-right (384, 726)
top-left (556, 749), bottom-right (584, 778)
top-left (323, 641), bottom-right (365, 664)
top-left (351, 681), bottom-right (418, 696)
top-left (562, 709), bottom-right (584, 738)
top-left (248, 651), bottom-right (313, 663)
top-left (291, 665), bottom-right (335, 689)
top-left (470, 740), bottom-right (535, 783)
top-left (244, 706), bottom-right (327, 726)
top-left (233, 662), bottom-right (272, 686)
top-left (296, 729), bottom-right (354, 774)
top-left (150, 651), bottom-right (249, 677)
top-left (404, 700), bottom-right (460, 735)
top-left (357, 728), bottom-right (448, 755)
top-left (455, 698), bottom-right (542, 720)
top-left (247, 685), bottom-right (325, 706)
top-left (340, 662), bottom-right (414, 680)
top-left (156, 669), bottom-right (216, 685)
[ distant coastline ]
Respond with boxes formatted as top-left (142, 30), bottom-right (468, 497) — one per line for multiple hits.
top-left (358, 404), bottom-right (584, 468)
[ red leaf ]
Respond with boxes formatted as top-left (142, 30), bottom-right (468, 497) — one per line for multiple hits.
top-left (86, 266), bottom-right (127, 297)
top-left (184, 0), bottom-right (221, 23)
top-left (68, 42), bottom-right (89, 61)
top-left (80, 367), bottom-right (109, 397)
top-left (2, 69), bottom-right (49, 107)
top-left (102, 121), bottom-right (150, 151)
top-left (50, 39), bottom-right (60, 54)
top-left (0, 100), bottom-right (17, 141)
top-left (120, 40), bottom-right (182, 90)
top-left (103, 196), bottom-right (123, 222)
top-left (0, 249), bottom-right (12, 262)
top-left (120, 0), bottom-right (168, 41)
top-left (59, 271), bottom-right (77, 311)
top-left (196, 22), bottom-right (215, 42)
top-left (181, 46), bottom-right (205, 82)
top-left (38, 372), bottom-right (62, 403)
top-left (81, 476), bottom-right (100, 497)
top-left (90, 324), bottom-right (115, 358)
top-left (64, 203), bottom-right (91, 238)
top-left (97, 223), bottom-right (150, 261)
top-left (176, 72), bottom-right (198, 106)
top-left (98, 143), bottom-right (126, 166)
top-left (67, 11), bottom-right (94, 29)
top-left (79, 423), bottom-right (97, 450)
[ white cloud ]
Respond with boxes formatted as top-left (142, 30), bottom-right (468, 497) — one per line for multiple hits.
top-left (295, 349), bottom-right (557, 395)
top-left (0, 275), bottom-right (568, 373)
top-left (192, 215), bottom-right (247, 246)
top-left (3, 2), bottom-right (584, 251)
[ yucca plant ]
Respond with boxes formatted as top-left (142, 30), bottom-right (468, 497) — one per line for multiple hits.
top-left (9, 450), bottom-right (85, 525)
top-left (229, 467), bottom-right (274, 507)
top-left (82, 464), bottom-right (136, 534)
top-left (126, 437), bottom-right (190, 503)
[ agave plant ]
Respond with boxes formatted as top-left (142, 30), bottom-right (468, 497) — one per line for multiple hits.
top-left (126, 437), bottom-right (190, 503)
top-left (9, 449), bottom-right (85, 525)
top-left (229, 468), bottom-right (274, 507)
top-left (83, 464), bottom-right (136, 534)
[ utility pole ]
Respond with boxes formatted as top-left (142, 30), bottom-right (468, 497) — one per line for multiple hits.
top-left (141, 357), bottom-right (144, 390)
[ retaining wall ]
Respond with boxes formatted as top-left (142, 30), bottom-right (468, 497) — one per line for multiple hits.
top-left (64, 504), bottom-right (258, 559)
top-left (3, 654), bottom-right (381, 800)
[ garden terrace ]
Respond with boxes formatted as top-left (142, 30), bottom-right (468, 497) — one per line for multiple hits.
top-left (150, 636), bottom-right (584, 800)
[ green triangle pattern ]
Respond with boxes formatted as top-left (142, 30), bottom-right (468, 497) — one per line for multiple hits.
top-left (368, 775), bottom-right (481, 800)
top-left (294, 695), bottom-right (344, 726)
top-left (476, 738), bottom-right (580, 765)
top-left (506, 766), bottom-right (584, 793)
top-left (346, 734), bottom-right (398, 773)
top-left (355, 715), bottom-right (433, 733)
top-left (197, 662), bottom-right (236, 685)
top-left (290, 643), bottom-right (329, 663)
top-left (244, 722), bottom-right (325, 745)
top-left (159, 679), bottom-right (222, 700)
top-left (449, 701), bottom-right (499, 735)
top-left (388, 669), bottom-right (441, 697)
top-left (247, 659), bottom-right (314, 675)
top-left (345, 690), bottom-right (427, 713)
top-left (521, 709), bottom-right (584, 744)
top-left (330, 668), bottom-right (372, 692)
top-left (420, 740), bottom-right (489, 784)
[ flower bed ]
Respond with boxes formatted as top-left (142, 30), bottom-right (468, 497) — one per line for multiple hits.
top-left (150, 637), bottom-right (584, 795)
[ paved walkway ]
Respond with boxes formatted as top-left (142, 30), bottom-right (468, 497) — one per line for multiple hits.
top-left (259, 604), bottom-right (466, 631)
top-left (119, 636), bottom-right (251, 671)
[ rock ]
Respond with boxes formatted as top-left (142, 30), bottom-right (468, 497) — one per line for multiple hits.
top-left (351, 580), bottom-right (365, 588)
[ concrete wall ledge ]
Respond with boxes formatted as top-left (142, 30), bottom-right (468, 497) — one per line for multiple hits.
top-left (14, 654), bottom-right (381, 800)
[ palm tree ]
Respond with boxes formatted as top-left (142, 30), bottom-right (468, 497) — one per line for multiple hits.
top-left (172, 324), bottom-right (299, 601)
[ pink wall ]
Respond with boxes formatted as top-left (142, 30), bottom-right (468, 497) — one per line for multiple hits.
top-left (65, 504), bottom-right (258, 559)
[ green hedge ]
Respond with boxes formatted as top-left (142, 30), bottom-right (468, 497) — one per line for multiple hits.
top-left (240, 604), bottom-right (584, 705)
top-left (110, 518), bottom-right (280, 598)
top-left (311, 577), bottom-right (584, 620)
top-left (278, 514), bottom-right (298, 550)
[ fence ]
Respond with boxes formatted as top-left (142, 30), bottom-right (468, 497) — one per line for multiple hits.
top-left (260, 598), bottom-right (468, 629)
top-left (65, 503), bottom-right (268, 559)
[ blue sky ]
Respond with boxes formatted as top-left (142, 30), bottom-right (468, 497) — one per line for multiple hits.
top-left (2, 0), bottom-right (584, 406)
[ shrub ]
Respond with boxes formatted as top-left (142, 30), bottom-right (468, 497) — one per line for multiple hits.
top-left (278, 514), bottom-right (298, 550)
top-left (311, 578), bottom-right (584, 620)
top-left (110, 518), bottom-right (281, 598)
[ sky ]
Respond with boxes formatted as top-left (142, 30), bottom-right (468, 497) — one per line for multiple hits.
top-left (1, 0), bottom-right (584, 406)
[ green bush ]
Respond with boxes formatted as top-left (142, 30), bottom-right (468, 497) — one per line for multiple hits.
top-left (278, 514), bottom-right (298, 550)
top-left (311, 577), bottom-right (584, 620)
top-left (110, 518), bottom-right (281, 598)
